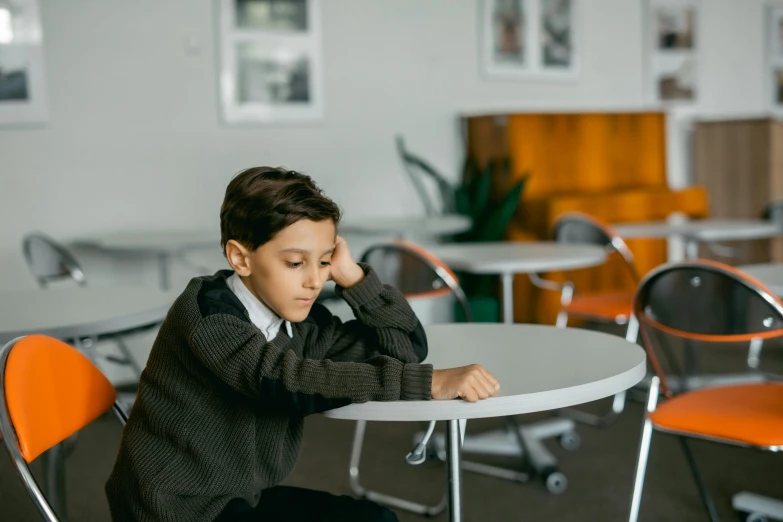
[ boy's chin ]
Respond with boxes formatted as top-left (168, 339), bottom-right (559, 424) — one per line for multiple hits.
top-left (281, 307), bottom-right (312, 323)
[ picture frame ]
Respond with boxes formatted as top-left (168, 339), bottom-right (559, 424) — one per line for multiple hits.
top-left (644, 0), bottom-right (699, 105)
top-left (0, 0), bottom-right (48, 126)
top-left (481, 0), bottom-right (581, 81)
top-left (767, 5), bottom-right (783, 113)
top-left (217, 0), bottom-right (323, 124)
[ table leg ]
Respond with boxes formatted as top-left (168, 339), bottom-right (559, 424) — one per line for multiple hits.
top-left (446, 419), bottom-right (464, 522)
top-left (501, 273), bottom-right (514, 324)
top-left (685, 238), bottom-right (699, 259)
top-left (157, 253), bottom-right (171, 291)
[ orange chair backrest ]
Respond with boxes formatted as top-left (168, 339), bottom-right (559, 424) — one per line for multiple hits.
top-left (2, 335), bottom-right (117, 463)
top-left (633, 259), bottom-right (783, 397)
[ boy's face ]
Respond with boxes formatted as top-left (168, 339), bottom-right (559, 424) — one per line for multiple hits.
top-left (227, 219), bottom-right (336, 323)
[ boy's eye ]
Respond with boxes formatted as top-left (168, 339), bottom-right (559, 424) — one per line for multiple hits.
top-left (320, 261), bottom-right (331, 267)
top-left (286, 261), bottom-right (303, 268)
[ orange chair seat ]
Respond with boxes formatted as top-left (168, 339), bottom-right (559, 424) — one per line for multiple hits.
top-left (562, 292), bottom-right (633, 323)
top-left (649, 383), bottom-right (783, 448)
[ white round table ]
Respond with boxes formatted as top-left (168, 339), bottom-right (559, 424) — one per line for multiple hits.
top-left (324, 323), bottom-right (646, 522)
top-left (340, 215), bottom-right (472, 239)
top-left (74, 230), bottom-right (219, 290)
top-left (427, 242), bottom-right (607, 323)
top-left (0, 287), bottom-right (177, 343)
top-left (613, 219), bottom-right (780, 258)
top-left (739, 263), bottom-right (783, 296)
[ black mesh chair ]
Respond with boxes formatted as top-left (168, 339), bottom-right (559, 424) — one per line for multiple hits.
top-left (348, 240), bottom-right (470, 516)
top-left (628, 260), bottom-right (783, 522)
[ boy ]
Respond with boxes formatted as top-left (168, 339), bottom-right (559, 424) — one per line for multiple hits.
top-left (106, 167), bottom-right (499, 521)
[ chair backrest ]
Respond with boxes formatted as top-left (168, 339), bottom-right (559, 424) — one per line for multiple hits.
top-left (553, 211), bottom-right (640, 283)
top-left (22, 233), bottom-right (86, 288)
top-left (0, 335), bottom-right (125, 522)
top-left (395, 135), bottom-right (456, 216)
top-left (360, 240), bottom-right (472, 322)
top-left (633, 259), bottom-right (783, 397)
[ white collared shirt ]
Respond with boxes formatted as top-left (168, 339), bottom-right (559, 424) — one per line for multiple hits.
top-left (226, 273), bottom-right (293, 341)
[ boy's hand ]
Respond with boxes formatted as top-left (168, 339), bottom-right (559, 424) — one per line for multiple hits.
top-left (431, 365), bottom-right (500, 403)
top-left (330, 236), bottom-right (365, 288)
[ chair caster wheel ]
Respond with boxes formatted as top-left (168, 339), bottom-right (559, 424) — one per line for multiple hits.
top-left (545, 471), bottom-right (568, 494)
top-left (560, 431), bottom-right (581, 451)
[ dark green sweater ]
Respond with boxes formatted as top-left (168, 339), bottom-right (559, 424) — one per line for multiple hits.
top-left (105, 264), bottom-right (433, 521)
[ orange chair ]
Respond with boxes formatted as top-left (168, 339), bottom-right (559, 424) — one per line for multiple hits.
top-left (627, 260), bottom-right (783, 522)
top-left (0, 335), bottom-right (127, 522)
top-left (548, 212), bottom-right (640, 329)
top-left (529, 212), bottom-right (641, 428)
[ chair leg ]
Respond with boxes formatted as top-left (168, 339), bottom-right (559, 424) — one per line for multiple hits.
top-left (629, 376), bottom-right (662, 522)
top-left (349, 420), bottom-right (447, 516)
top-left (679, 437), bottom-right (720, 522)
top-left (555, 310), bottom-right (569, 328)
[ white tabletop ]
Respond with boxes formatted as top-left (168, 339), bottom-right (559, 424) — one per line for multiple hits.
top-left (340, 215), bottom-right (472, 237)
top-left (0, 287), bottom-right (176, 342)
top-left (739, 263), bottom-right (783, 296)
top-left (324, 324), bottom-right (646, 422)
top-left (75, 230), bottom-right (219, 254)
top-left (426, 241), bottom-right (607, 274)
top-left (614, 219), bottom-right (780, 242)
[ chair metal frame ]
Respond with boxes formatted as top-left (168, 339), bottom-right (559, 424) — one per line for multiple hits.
top-left (348, 240), bottom-right (471, 516)
top-left (22, 233), bottom-right (87, 288)
top-left (0, 335), bottom-right (128, 522)
top-left (395, 135), bottom-right (456, 217)
top-left (628, 260), bottom-right (783, 522)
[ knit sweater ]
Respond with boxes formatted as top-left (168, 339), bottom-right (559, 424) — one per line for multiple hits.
top-left (105, 263), bottom-right (434, 521)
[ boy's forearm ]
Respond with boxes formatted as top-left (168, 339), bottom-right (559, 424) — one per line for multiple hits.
top-left (335, 263), bottom-right (428, 363)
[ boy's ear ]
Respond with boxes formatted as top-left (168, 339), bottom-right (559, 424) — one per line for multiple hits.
top-left (225, 240), bottom-right (252, 276)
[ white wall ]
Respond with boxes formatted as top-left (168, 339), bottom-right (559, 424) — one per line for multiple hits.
top-left (0, 0), bottom-right (772, 291)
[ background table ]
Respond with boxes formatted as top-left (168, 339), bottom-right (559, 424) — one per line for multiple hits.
top-left (75, 230), bottom-right (219, 289)
top-left (738, 263), bottom-right (783, 296)
top-left (324, 323), bottom-right (646, 521)
top-left (614, 219), bottom-right (780, 259)
top-left (427, 242), bottom-right (607, 323)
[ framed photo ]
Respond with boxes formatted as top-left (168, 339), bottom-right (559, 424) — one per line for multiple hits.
top-left (218, 0), bottom-right (323, 124)
top-left (0, 0), bottom-right (48, 126)
top-left (767, 6), bottom-right (783, 113)
top-left (645, 0), bottom-right (698, 105)
top-left (481, 0), bottom-right (580, 81)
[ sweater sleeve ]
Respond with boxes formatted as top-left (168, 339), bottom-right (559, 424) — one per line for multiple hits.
top-left (318, 263), bottom-right (428, 364)
top-left (188, 313), bottom-right (433, 416)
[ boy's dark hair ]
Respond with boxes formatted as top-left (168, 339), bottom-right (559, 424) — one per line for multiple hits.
top-left (220, 166), bottom-right (341, 254)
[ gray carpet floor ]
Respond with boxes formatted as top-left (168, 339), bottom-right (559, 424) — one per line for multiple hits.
top-left (2, 343), bottom-right (782, 521)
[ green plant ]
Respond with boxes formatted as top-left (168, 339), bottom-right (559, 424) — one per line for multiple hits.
top-left (454, 156), bottom-right (529, 243)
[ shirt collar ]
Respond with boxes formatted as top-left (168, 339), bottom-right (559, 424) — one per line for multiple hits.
top-left (226, 272), bottom-right (293, 340)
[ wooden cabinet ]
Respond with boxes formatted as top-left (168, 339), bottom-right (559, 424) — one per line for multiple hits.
top-left (692, 118), bottom-right (783, 263)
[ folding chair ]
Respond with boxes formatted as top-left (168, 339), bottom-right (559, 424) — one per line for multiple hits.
top-left (0, 334), bottom-right (127, 522)
top-left (349, 240), bottom-right (471, 516)
top-left (627, 259), bottom-right (783, 522)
